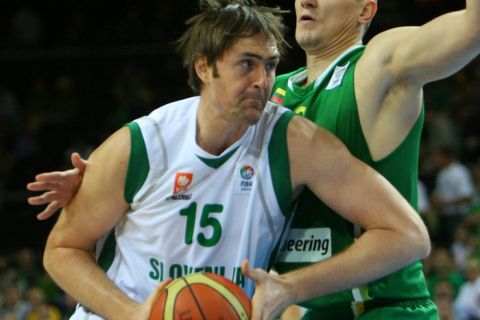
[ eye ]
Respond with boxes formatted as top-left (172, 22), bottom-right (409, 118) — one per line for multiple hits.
top-left (241, 59), bottom-right (255, 70)
top-left (265, 61), bottom-right (278, 73)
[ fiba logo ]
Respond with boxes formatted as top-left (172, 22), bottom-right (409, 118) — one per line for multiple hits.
top-left (240, 165), bottom-right (254, 180)
top-left (238, 165), bottom-right (254, 192)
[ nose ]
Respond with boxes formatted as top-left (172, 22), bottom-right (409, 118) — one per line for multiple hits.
top-left (298, 0), bottom-right (317, 8)
top-left (252, 66), bottom-right (270, 92)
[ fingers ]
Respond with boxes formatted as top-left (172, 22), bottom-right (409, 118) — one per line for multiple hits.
top-left (26, 181), bottom-right (60, 192)
top-left (28, 191), bottom-right (57, 205)
top-left (35, 172), bottom-right (61, 181)
top-left (37, 201), bottom-right (60, 220)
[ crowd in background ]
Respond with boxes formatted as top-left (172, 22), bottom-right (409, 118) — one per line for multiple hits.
top-left (1, 0), bottom-right (480, 319)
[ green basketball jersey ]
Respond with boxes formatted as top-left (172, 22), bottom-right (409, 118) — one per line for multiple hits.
top-left (272, 46), bottom-right (431, 314)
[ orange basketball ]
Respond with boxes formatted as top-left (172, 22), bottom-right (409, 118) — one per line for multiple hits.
top-left (149, 272), bottom-right (251, 320)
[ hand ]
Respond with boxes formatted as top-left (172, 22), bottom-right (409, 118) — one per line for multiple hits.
top-left (241, 260), bottom-right (293, 320)
top-left (26, 152), bottom-right (87, 220)
top-left (132, 278), bottom-right (172, 320)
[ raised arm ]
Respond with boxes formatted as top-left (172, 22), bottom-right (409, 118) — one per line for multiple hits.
top-left (243, 116), bottom-right (431, 320)
top-left (43, 127), bottom-right (160, 320)
top-left (365, 0), bottom-right (480, 87)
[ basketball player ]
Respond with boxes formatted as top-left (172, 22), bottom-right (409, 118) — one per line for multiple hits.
top-left (265, 0), bottom-right (480, 318)
top-left (38, 1), bottom-right (430, 319)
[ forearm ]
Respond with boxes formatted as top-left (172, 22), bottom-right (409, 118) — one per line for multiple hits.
top-left (44, 245), bottom-right (139, 320)
top-left (384, 0), bottom-right (480, 85)
top-left (464, 0), bottom-right (480, 50)
top-left (467, 0), bottom-right (480, 27)
top-left (281, 227), bottom-right (429, 304)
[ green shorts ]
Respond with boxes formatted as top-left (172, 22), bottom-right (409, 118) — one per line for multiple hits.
top-left (358, 298), bottom-right (438, 320)
top-left (302, 298), bottom-right (438, 320)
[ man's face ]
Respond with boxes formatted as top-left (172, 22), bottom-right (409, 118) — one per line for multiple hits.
top-left (201, 34), bottom-right (280, 126)
top-left (295, 0), bottom-right (362, 51)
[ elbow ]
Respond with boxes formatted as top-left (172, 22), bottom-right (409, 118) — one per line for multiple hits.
top-left (417, 231), bottom-right (431, 261)
top-left (406, 218), bottom-right (432, 262)
top-left (43, 243), bottom-right (56, 276)
top-left (43, 234), bottom-right (64, 278)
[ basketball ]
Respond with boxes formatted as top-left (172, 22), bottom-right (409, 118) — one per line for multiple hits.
top-left (149, 272), bottom-right (251, 320)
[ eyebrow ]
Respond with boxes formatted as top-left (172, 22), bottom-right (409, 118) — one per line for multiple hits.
top-left (240, 52), bottom-right (281, 62)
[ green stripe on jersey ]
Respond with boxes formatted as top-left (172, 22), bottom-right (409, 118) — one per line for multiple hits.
top-left (268, 111), bottom-right (294, 218)
top-left (267, 110), bottom-right (295, 269)
top-left (125, 122), bottom-right (150, 203)
top-left (197, 147), bottom-right (239, 169)
top-left (97, 231), bottom-right (116, 272)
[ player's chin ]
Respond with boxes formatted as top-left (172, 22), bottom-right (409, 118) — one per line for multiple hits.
top-left (243, 98), bottom-right (266, 111)
top-left (243, 101), bottom-right (265, 124)
top-left (244, 112), bottom-right (261, 125)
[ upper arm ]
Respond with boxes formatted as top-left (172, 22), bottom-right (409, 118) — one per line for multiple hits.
top-left (46, 126), bottom-right (131, 251)
top-left (288, 116), bottom-right (422, 233)
top-left (361, 6), bottom-right (480, 87)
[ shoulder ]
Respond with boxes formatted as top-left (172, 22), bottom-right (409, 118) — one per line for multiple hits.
top-left (138, 96), bottom-right (200, 126)
top-left (89, 126), bottom-right (131, 173)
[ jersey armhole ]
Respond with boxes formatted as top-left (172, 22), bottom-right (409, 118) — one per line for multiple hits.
top-left (125, 122), bottom-right (150, 203)
top-left (268, 111), bottom-right (294, 218)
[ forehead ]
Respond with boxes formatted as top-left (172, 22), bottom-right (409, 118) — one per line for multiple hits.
top-left (223, 34), bottom-right (279, 60)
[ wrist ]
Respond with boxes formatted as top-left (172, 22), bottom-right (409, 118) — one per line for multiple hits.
top-left (279, 274), bottom-right (299, 307)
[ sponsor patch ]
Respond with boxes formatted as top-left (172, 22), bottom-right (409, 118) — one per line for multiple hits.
top-left (166, 172), bottom-right (193, 200)
top-left (277, 228), bottom-right (332, 263)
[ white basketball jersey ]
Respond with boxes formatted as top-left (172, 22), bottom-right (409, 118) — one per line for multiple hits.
top-left (72, 97), bottom-right (295, 319)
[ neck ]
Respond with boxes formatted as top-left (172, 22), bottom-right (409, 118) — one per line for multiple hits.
top-left (196, 100), bottom-right (248, 156)
top-left (304, 39), bottom-right (361, 86)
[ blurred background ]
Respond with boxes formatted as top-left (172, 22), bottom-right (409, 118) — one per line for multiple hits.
top-left (0, 0), bottom-right (479, 319)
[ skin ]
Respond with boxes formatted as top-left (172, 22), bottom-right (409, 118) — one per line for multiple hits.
top-left (43, 33), bottom-right (430, 320)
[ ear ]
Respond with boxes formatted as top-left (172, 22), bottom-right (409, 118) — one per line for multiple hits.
top-left (359, 0), bottom-right (377, 24)
top-left (194, 55), bottom-right (210, 85)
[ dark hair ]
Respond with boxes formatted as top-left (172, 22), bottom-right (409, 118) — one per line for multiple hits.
top-left (176, 0), bottom-right (289, 93)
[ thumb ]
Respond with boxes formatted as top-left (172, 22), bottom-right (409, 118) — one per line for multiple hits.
top-left (241, 259), bottom-right (263, 283)
top-left (241, 260), bottom-right (264, 320)
top-left (71, 152), bottom-right (87, 173)
top-left (145, 279), bottom-right (172, 318)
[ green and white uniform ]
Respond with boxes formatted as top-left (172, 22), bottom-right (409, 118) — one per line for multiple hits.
top-left (272, 46), bottom-right (437, 319)
top-left (71, 97), bottom-right (295, 319)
